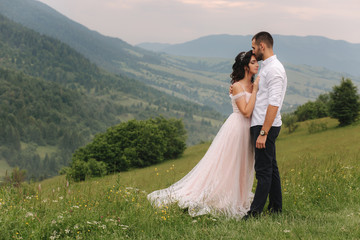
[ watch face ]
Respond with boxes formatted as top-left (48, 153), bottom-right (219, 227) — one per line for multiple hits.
top-left (260, 130), bottom-right (265, 136)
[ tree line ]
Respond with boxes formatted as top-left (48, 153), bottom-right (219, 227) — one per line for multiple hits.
top-left (282, 78), bottom-right (360, 133)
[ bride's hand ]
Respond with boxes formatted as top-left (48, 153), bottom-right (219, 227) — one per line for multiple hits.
top-left (253, 76), bottom-right (260, 92)
top-left (229, 84), bottom-right (233, 94)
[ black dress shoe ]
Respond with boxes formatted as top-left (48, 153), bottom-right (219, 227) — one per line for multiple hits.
top-left (268, 208), bottom-right (282, 215)
top-left (242, 211), bottom-right (259, 221)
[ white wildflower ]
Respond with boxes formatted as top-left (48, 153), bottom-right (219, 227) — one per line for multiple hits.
top-left (119, 224), bottom-right (129, 229)
top-left (25, 212), bottom-right (34, 218)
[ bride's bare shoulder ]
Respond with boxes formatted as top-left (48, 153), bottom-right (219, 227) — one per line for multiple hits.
top-left (232, 82), bottom-right (245, 92)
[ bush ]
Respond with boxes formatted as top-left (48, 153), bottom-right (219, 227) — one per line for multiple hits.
top-left (58, 167), bottom-right (70, 175)
top-left (294, 94), bottom-right (330, 122)
top-left (67, 117), bottom-right (187, 181)
top-left (282, 113), bottom-right (299, 133)
top-left (150, 117), bottom-right (186, 159)
top-left (307, 121), bottom-right (328, 134)
top-left (67, 160), bottom-right (88, 182)
top-left (2, 167), bottom-right (26, 187)
top-left (87, 158), bottom-right (107, 178)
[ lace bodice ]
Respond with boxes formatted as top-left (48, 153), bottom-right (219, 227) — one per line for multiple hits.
top-left (229, 91), bottom-right (251, 113)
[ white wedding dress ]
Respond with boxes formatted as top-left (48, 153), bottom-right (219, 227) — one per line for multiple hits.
top-left (147, 91), bottom-right (255, 218)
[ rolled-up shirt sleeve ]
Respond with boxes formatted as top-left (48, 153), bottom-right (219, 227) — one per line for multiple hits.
top-left (267, 68), bottom-right (285, 107)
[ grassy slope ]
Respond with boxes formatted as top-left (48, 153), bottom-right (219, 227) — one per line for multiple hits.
top-left (1, 118), bottom-right (359, 239)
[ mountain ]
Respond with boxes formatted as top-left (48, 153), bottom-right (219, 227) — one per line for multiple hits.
top-left (0, 0), bottom-right (163, 74)
top-left (0, 13), bottom-right (224, 179)
top-left (1, 0), bottom-right (359, 116)
top-left (138, 35), bottom-right (253, 58)
top-left (137, 42), bottom-right (172, 52)
top-left (138, 34), bottom-right (360, 77)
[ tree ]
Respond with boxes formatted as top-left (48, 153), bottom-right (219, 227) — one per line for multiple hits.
top-left (294, 94), bottom-right (330, 122)
top-left (282, 113), bottom-right (299, 133)
top-left (329, 78), bottom-right (360, 126)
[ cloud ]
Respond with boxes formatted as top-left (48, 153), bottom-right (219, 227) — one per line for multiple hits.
top-left (36, 0), bottom-right (360, 44)
top-left (280, 4), bottom-right (359, 21)
top-left (177, 0), bottom-right (264, 9)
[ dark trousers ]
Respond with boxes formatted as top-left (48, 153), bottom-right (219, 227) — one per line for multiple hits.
top-left (249, 125), bottom-right (282, 214)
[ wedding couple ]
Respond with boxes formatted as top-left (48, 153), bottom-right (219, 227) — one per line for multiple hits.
top-left (148, 32), bottom-right (287, 219)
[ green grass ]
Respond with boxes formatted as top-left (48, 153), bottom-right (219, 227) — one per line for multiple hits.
top-left (1, 118), bottom-right (360, 239)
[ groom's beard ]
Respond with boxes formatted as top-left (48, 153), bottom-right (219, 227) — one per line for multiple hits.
top-left (255, 52), bottom-right (263, 61)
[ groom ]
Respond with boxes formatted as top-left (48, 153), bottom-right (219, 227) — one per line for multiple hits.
top-left (245, 31), bottom-right (287, 218)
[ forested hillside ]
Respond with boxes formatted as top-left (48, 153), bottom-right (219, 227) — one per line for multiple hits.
top-left (0, 14), bottom-right (224, 180)
top-left (0, 68), bottom-right (105, 179)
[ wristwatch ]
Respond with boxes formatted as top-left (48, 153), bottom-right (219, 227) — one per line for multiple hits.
top-left (260, 129), bottom-right (268, 136)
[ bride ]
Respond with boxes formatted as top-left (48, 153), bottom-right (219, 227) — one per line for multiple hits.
top-left (148, 50), bottom-right (260, 218)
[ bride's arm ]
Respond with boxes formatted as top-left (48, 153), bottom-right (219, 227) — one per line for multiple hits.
top-left (234, 77), bottom-right (259, 118)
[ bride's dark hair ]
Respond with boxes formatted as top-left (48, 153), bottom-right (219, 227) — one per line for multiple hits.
top-left (230, 50), bottom-right (254, 84)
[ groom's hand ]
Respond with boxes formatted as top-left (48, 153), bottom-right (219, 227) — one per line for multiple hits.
top-left (256, 135), bottom-right (267, 149)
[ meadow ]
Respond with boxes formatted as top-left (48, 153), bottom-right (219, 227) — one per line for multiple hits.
top-left (0, 118), bottom-right (359, 239)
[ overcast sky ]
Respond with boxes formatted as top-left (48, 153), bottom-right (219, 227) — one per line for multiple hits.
top-left (36, 0), bottom-right (360, 45)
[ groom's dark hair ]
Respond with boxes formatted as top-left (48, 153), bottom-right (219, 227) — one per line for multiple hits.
top-left (252, 31), bottom-right (273, 48)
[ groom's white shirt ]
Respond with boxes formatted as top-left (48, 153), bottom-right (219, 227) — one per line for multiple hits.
top-left (251, 55), bottom-right (287, 127)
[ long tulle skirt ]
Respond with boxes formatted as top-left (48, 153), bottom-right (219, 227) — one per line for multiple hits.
top-left (147, 112), bottom-right (254, 218)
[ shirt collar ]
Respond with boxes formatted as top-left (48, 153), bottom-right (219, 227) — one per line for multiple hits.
top-left (262, 55), bottom-right (277, 67)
